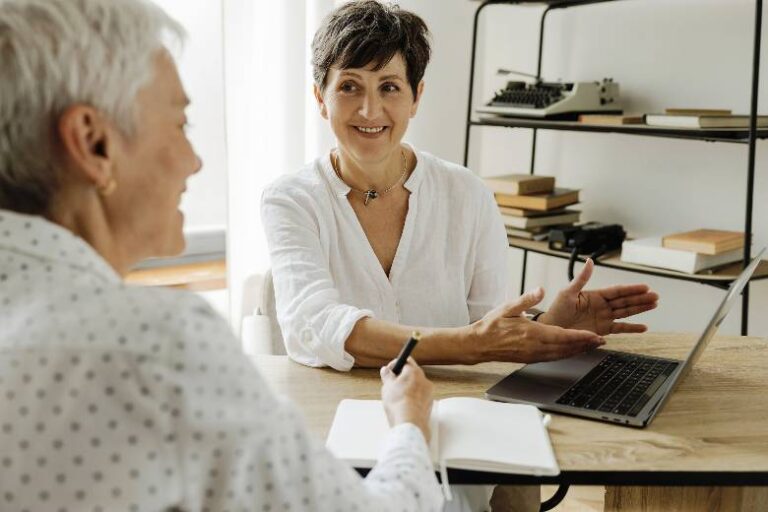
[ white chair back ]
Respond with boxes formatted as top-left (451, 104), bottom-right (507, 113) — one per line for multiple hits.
top-left (240, 269), bottom-right (286, 355)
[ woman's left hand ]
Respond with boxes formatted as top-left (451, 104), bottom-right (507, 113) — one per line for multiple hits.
top-left (538, 258), bottom-right (659, 335)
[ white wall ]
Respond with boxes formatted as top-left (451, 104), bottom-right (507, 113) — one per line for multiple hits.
top-left (224, 0), bottom-right (339, 328)
top-left (154, 0), bottom-right (229, 316)
top-left (398, 0), bottom-right (768, 337)
top-left (155, 0), bottom-right (228, 230)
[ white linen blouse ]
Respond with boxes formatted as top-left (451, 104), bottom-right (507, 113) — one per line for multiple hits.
top-left (0, 209), bottom-right (443, 512)
top-left (261, 147), bottom-right (510, 370)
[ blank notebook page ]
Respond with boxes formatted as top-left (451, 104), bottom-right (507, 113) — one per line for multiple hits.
top-left (326, 398), bottom-right (558, 475)
top-left (437, 397), bottom-right (558, 475)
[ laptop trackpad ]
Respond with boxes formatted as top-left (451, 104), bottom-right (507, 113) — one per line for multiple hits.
top-left (487, 349), bottom-right (608, 405)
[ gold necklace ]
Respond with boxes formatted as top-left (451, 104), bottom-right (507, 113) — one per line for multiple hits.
top-left (332, 150), bottom-right (408, 206)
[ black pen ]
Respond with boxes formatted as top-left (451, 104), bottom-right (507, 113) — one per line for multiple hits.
top-left (391, 331), bottom-right (421, 375)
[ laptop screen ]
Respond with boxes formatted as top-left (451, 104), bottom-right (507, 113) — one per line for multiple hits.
top-left (677, 246), bottom-right (765, 381)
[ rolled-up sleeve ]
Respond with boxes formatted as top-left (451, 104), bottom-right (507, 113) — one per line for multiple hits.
top-left (261, 186), bottom-right (373, 371)
top-left (466, 186), bottom-right (511, 322)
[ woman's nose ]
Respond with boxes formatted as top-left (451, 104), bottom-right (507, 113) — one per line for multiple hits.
top-left (359, 92), bottom-right (383, 119)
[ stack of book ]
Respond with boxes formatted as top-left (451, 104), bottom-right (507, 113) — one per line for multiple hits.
top-left (620, 229), bottom-right (746, 274)
top-left (484, 174), bottom-right (580, 240)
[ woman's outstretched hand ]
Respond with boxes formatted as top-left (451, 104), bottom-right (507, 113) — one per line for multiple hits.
top-left (539, 258), bottom-right (659, 335)
top-left (471, 287), bottom-right (605, 364)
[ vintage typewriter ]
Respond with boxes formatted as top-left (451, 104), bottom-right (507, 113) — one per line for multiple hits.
top-left (477, 75), bottom-right (621, 119)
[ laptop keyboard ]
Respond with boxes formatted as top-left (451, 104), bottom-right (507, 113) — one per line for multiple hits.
top-left (555, 352), bottom-right (679, 417)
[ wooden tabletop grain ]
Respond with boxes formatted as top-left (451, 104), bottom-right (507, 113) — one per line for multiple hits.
top-left (252, 333), bottom-right (768, 485)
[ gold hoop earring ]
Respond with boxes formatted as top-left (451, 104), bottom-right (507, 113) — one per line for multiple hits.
top-left (97, 178), bottom-right (117, 197)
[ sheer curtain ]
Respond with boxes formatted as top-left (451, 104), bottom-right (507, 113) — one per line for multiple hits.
top-left (223, 0), bottom-right (336, 328)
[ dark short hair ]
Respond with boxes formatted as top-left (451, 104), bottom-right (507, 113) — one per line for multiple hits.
top-left (311, 0), bottom-right (431, 99)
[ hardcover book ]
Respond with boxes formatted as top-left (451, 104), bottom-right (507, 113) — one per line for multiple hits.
top-left (621, 238), bottom-right (744, 274)
top-left (506, 226), bottom-right (551, 240)
top-left (644, 114), bottom-right (768, 129)
top-left (498, 206), bottom-right (570, 218)
top-left (664, 108), bottom-right (732, 116)
top-left (484, 174), bottom-right (555, 196)
top-left (578, 114), bottom-right (644, 125)
top-left (662, 229), bottom-right (745, 255)
top-left (326, 398), bottom-right (559, 477)
top-left (501, 210), bottom-right (580, 230)
top-left (495, 188), bottom-right (580, 211)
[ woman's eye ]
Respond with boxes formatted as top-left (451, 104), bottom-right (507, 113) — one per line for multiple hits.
top-left (340, 82), bottom-right (357, 93)
top-left (382, 83), bottom-right (399, 93)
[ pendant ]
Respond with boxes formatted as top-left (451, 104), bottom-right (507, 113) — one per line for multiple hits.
top-left (364, 189), bottom-right (379, 205)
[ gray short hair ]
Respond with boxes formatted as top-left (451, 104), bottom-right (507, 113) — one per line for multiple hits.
top-left (0, 0), bottom-right (185, 214)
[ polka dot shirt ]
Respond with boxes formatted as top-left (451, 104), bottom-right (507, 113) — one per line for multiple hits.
top-left (0, 210), bottom-right (443, 512)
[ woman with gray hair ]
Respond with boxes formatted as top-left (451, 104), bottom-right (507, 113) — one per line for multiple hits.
top-left (0, 0), bottom-right (442, 510)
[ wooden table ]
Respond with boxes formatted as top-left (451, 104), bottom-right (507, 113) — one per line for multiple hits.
top-left (253, 333), bottom-right (768, 511)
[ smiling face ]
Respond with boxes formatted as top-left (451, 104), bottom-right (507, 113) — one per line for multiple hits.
top-left (108, 51), bottom-right (201, 260)
top-left (315, 52), bottom-right (423, 167)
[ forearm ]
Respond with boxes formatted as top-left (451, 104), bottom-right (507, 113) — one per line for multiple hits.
top-left (345, 317), bottom-right (482, 367)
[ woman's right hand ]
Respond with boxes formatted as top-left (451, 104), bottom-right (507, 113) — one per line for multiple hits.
top-left (380, 358), bottom-right (434, 442)
top-left (471, 288), bottom-right (605, 364)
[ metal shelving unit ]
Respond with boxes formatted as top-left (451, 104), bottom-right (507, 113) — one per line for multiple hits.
top-left (463, 0), bottom-right (764, 335)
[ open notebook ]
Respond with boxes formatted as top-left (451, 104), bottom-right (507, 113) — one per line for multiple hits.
top-left (326, 397), bottom-right (559, 496)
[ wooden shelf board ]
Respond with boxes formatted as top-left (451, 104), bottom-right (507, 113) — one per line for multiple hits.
top-left (508, 238), bottom-right (768, 284)
top-left (472, 117), bottom-right (768, 144)
top-left (125, 259), bottom-right (226, 292)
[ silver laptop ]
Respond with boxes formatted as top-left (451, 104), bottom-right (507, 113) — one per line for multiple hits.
top-left (486, 247), bottom-right (765, 428)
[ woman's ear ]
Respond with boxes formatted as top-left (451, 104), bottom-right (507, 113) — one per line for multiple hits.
top-left (313, 84), bottom-right (329, 120)
top-left (57, 105), bottom-right (117, 189)
top-left (410, 80), bottom-right (425, 118)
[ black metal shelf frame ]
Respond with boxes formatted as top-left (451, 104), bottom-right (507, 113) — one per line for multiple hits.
top-left (470, 118), bottom-right (768, 144)
top-left (463, 0), bottom-right (764, 336)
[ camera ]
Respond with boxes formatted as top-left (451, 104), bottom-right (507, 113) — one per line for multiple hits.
top-left (549, 222), bottom-right (626, 255)
top-left (549, 222), bottom-right (627, 281)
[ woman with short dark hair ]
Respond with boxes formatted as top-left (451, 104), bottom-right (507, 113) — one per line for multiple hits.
top-left (263, 3), bottom-right (655, 509)
top-left (262, 0), bottom-right (656, 375)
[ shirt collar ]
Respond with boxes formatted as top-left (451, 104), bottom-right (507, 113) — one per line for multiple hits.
top-left (320, 143), bottom-right (425, 197)
top-left (0, 209), bottom-right (121, 283)
top-left (402, 143), bottom-right (424, 194)
top-left (321, 151), bottom-right (351, 197)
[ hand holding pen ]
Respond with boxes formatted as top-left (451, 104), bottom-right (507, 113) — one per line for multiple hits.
top-left (391, 331), bottom-right (421, 375)
top-left (380, 331), bottom-right (434, 441)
